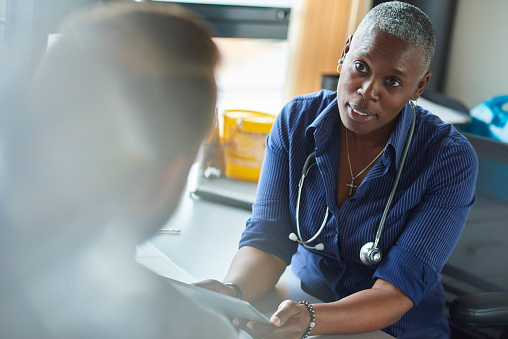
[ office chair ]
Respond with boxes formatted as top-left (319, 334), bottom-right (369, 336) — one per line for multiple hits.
top-left (444, 132), bottom-right (508, 339)
top-left (450, 291), bottom-right (508, 339)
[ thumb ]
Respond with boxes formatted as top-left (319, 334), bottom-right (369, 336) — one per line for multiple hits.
top-left (270, 300), bottom-right (300, 327)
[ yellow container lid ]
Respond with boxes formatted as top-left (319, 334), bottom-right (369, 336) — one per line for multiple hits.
top-left (223, 110), bottom-right (276, 137)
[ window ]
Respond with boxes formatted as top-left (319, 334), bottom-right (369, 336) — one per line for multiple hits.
top-left (213, 37), bottom-right (289, 114)
top-left (155, 1), bottom-right (293, 115)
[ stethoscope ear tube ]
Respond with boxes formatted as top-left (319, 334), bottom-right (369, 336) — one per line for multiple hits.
top-left (301, 151), bottom-right (316, 176)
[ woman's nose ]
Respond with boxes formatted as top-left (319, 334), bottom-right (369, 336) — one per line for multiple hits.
top-left (357, 79), bottom-right (379, 101)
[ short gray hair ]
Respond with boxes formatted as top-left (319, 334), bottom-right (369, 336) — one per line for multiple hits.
top-left (355, 1), bottom-right (436, 78)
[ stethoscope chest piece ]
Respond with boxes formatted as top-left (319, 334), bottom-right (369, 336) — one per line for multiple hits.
top-left (359, 242), bottom-right (382, 265)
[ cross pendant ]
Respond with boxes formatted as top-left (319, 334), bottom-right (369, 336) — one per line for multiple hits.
top-left (346, 179), bottom-right (357, 196)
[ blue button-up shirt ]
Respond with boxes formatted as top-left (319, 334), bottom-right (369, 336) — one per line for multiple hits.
top-left (239, 90), bottom-right (478, 338)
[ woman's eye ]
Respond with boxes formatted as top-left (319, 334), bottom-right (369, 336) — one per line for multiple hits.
top-left (354, 62), bottom-right (368, 73)
top-left (387, 78), bottom-right (402, 87)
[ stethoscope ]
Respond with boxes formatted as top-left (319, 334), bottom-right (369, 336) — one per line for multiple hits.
top-left (289, 100), bottom-right (417, 265)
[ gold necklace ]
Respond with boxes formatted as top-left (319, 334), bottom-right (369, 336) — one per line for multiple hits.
top-left (345, 129), bottom-right (385, 196)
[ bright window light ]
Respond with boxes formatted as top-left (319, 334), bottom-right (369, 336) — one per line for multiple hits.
top-left (214, 37), bottom-right (289, 115)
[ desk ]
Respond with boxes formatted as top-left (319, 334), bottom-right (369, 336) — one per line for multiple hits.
top-left (143, 167), bottom-right (394, 339)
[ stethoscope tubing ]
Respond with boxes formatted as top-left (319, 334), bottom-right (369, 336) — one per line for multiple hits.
top-left (296, 157), bottom-right (329, 245)
top-left (372, 101), bottom-right (416, 249)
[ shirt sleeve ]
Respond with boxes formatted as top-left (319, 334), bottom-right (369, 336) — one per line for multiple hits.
top-left (239, 103), bottom-right (298, 264)
top-left (374, 134), bottom-right (478, 305)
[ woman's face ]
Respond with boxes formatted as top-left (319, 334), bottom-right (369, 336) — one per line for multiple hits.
top-left (337, 28), bottom-right (430, 136)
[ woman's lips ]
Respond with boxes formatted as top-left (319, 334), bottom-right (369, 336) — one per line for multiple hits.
top-left (348, 104), bottom-right (376, 122)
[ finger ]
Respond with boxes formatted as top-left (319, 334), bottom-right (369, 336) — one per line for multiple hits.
top-left (234, 318), bottom-right (269, 339)
top-left (232, 317), bottom-right (242, 328)
top-left (270, 300), bottom-right (301, 327)
top-left (248, 319), bottom-right (306, 339)
top-left (192, 279), bottom-right (236, 297)
top-left (246, 320), bottom-right (277, 339)
top-left (192, 279), bottom-right (222, 292)
top-left (241, 316), bottom-right (308, 339)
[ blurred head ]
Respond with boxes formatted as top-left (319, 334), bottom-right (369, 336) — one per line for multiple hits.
top-left (2, 2), bottom-right (219, 259)
top-left (337, 1), bottom-right (435, 136)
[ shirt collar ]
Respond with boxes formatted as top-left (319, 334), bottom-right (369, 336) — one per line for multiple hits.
top-left (387, 102), bottom-right (415, 170)
top-left (304, 98), bottom-right (415, 171)
top-left (305, 98), bottom-right (340, 152)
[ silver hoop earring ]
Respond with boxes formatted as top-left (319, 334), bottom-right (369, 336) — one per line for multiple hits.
top-left (409, 98), bottom-right (418, 108)
top-left (337, 58), bottom-right (344, 74)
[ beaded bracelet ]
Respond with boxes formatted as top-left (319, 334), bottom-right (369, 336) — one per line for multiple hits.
top-left (299, 300), bottom-right (316, 338)
top-left (224, 282), bottom-right (243, 300)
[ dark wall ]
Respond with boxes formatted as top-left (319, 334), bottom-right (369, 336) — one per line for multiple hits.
top-left (372, 0), bottom-right (458, 93)
top-left (173, 3), bottom-right (291, 40)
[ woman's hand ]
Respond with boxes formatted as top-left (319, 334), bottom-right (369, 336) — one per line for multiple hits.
top-left (192, 279), bottom-right (237, 298)
top-left (235, 300), bottom-right (312, 339)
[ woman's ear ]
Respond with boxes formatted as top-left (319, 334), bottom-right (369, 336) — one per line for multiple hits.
top-left (412, 71), bottom-right (432, 101)
top-left (340, 35), bottom-right (353, 60)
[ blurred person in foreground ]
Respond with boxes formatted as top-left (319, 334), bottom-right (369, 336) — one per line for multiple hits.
top-left (0, 2), bottom-right (237, 338)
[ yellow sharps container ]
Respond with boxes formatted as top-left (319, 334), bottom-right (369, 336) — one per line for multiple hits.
top-left (222, 109), bottom-right (276, 182)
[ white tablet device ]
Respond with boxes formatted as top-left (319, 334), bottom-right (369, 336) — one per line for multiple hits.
top-left (166, 277), bottom-right (271, 324)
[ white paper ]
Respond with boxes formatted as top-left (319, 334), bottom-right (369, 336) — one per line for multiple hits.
top-left (419, 97), bottom-right (471, 125)
top-left (135, 241), bottom-right (197, 283)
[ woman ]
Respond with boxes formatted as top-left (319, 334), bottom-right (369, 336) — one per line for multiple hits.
top-left (199, 1), bottom-right (477, 338)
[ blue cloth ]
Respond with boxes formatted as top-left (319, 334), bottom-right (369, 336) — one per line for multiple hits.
top-left (239, 90), bottom-right (478, 338)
